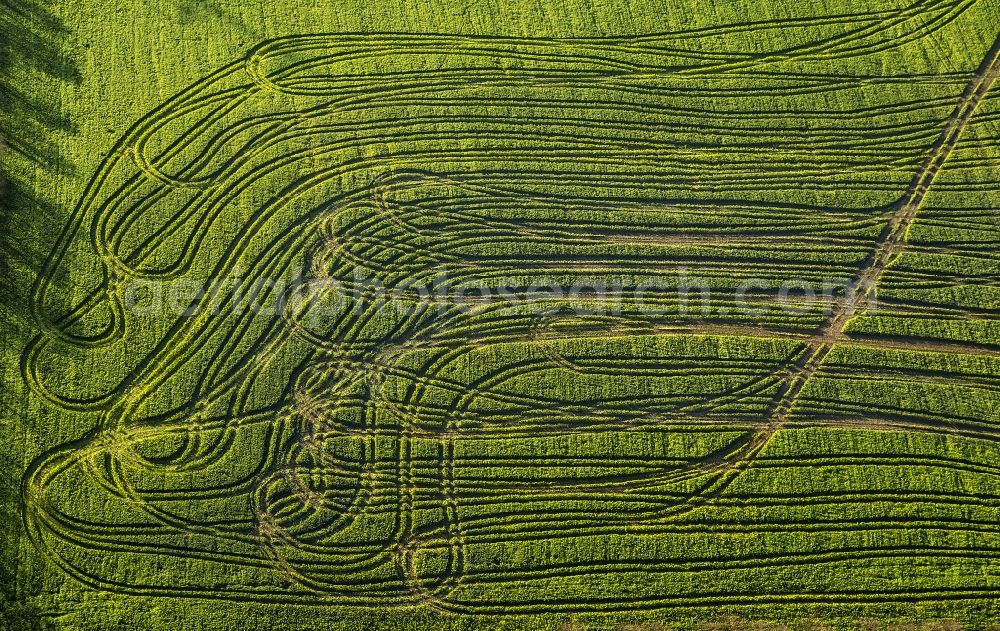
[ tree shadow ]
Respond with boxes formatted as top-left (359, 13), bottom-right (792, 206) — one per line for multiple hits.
top-left (0, 0), bottom-right (79, 340)
top-left (0, 0), bottom-right (77, 628)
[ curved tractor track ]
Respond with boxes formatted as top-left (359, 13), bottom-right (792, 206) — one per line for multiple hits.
top-left (20, 10), bottom-right (1000, 613)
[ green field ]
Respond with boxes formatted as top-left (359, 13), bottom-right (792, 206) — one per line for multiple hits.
top-left (4, 0), bottom-right (1000, 629)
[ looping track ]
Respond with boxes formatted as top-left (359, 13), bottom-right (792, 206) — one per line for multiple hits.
top-left (20, 9), bottom-right (1000, 612)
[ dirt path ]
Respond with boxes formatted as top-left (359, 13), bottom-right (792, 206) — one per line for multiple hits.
top-left (664, 31), bottom-right (1000, 514)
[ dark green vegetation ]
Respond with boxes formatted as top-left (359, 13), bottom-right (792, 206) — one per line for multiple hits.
top-left (4, 1), bottom-right (1000, 629)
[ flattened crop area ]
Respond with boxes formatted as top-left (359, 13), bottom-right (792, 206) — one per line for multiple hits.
top-left (17, 2), bottom-right (1000, 618)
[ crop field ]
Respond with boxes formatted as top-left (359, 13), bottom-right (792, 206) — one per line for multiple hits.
top-left (4, 0), bottom-right (1000, 629)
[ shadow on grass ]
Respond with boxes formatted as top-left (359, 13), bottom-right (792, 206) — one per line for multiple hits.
top-left (0, 0), bottom-right (79, 339)
top-left (1, 1), bottom-right (78, 628)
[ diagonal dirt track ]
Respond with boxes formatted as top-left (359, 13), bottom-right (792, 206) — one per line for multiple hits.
top-left (664, 31), bottom-right (1000, 513)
